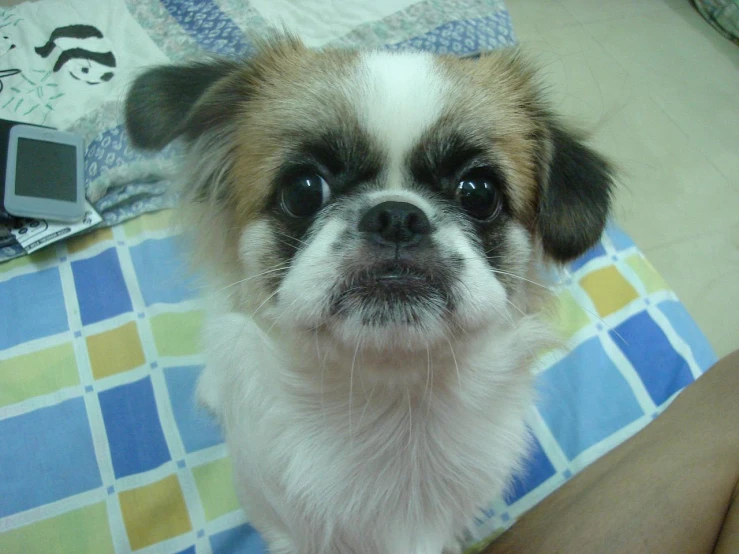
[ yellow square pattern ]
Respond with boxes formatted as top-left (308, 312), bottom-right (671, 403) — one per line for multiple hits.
top-left (579, 266), bottom-right (639, 317)
top-left (0, 248), bottom-right (56, 275)
top-left (119, 474), bottom-right (192, 550)
top-left (150, 311), bottom-right (203, 357)
top-left (123, 209), bottom-right (175, 238)
top-left (0, 342), bottom-right (79, 408)
top-left (0, 502), bottom-right (114, 554)
top-left (625, 253), bottom-right (668, 294)
top-left (67, 227), bottom-right (114, 255)
top-left (554, 290), bottom-right (592, 338)
top-left (86, 322), bottom-right (146, 379)
top-left (192, 458), bottom-right (240, 521)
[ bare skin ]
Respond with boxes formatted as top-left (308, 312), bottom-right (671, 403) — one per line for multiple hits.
top-left (486, 350), bottom-right (739, 554)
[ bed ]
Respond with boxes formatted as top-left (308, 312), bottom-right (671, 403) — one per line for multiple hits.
top-left (0, 1), bottom-right (718, 553)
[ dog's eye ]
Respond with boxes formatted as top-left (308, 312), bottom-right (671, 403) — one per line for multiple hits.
top-left (281, 174), bottom-right (330, 218)
top-left (455, 174), bottom-right (501, 221)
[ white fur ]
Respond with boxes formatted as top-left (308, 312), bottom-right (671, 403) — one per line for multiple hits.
top-left (198, 307), bottom-right (551, 554)
top-left (196, 51), bottom-right (554, 554)
top-left (353, 51), bottom-right (447, 190)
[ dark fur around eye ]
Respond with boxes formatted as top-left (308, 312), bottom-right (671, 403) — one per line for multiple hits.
top-left (284, 129), bottom-right (383, 193)
top-left (409, 131), bottom-right (487, 187)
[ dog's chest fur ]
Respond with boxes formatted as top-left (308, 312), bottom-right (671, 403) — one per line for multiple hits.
top-left (199, 310), bottom-right (549, 553)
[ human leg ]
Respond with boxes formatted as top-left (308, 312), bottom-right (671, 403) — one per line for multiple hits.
top-left (485, 350), bottom-right (739, 554)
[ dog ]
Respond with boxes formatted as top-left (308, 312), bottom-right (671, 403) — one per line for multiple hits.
top-left (125, 35), bottom-right (613, 554)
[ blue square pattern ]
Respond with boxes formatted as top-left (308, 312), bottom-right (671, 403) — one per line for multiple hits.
top-left (605, 222), bottom-right (635, 251)
top-left (536, 337), bottom-right (644, 461)
top-left (129, 237), bottom-right (197, 307)
top-left (0, 267), bottom-right (68, 350)
top-left (610, 311), bottom-right (695, 406)
top-left (71, 248), bottom-right (132, 326)
top-left (176, 547), bottom-right (196, 554)
top-left (657, 300), bottom-right (717, 372)
top-left (504, 434), bottom-right (556, 505)
top-left (210, 524), bottom-right (266, 554)
top-left (98, 377), bottom-right (171, 478)
top-left (164, 366), bottom-right (223, 453)
top-left (387, 11), bottom-right (516, 55)
top-left (569, 242), bottom-right (607, 273)
top-left (0, 397), bottom-right (102, 517)
top-left (161, 0), bottom-right (253, 56)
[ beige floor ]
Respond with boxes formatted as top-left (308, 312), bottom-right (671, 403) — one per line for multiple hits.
top-left (506, 0), bottom-right (739, 357)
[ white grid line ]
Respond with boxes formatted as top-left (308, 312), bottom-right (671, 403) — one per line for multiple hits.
top-left (56, 240), bottom-right (131, 551)
top-left (1, 221), bottom-right (717, 553)
top-left (111, 223), bottom-right (210, 551)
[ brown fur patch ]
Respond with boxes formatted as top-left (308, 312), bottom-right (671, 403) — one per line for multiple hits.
top-left (222, 39), bottom-right (360, 229)
top-left (434, 52), bottom-right (548, 226)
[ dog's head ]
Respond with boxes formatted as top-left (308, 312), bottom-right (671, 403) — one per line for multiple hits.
top-left (126, 36), bottom-right (612, 352)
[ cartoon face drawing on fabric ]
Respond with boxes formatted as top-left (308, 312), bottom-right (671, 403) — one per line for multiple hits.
top-left (35, 24), bottom-right (116, 85)
top-left (0, 69), bottom-right (20, 93)
top-left (0, 34), bottom-right (16, 57)
top-left (0, 32), bottom-right (20, 94)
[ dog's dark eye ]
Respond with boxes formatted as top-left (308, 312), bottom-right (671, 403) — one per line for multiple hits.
top-left (281, 174), bottom-right (330, 218)
top-left (455, 174), bottom-right (502, 221)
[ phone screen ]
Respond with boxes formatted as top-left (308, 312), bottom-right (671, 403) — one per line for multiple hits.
top-left (15, 138), bottom-right (78, 202)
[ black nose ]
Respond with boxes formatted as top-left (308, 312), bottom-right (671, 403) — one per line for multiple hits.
top-left (358, 201), bottom-right (431, 246)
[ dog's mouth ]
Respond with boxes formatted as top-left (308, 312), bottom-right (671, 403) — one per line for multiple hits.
top-left (329, 260), bottom-right (454, 326)
top-left (371, 261), bottom-right (431, 285)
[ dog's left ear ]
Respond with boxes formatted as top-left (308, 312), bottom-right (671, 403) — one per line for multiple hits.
top-left (537, 122), bottom-right (614, 262)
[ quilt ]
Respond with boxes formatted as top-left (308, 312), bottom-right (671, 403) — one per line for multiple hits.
top-left (0, 213), bottom-right (717, 553)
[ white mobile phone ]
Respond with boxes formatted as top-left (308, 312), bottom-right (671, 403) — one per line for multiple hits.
top-left (4, 124), bottom-right (85, 222)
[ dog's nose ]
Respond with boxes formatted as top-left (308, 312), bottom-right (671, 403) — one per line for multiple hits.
top-left (358, 201), bottom-right (431, 246)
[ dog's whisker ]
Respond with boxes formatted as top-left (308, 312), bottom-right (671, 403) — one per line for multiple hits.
top-left (505, 297), bottom-right (527, 318)
top-left (425, 344), bottom-right (434, 419)
top-left (349, 337), bottom-right (362, 452)
top-left (489, 269), bottom-right (550, 290)
top-left (265, 295), bottom-right (300, 335)
top-left (214, 264), bottom-right (291, 294)
top-left (273, 230), bottom-right (310, 247)
top-left (406, 387), bottom-right (413, 451)
top-left (250, 289), bottom-right (280, 318)
top-left (445, 335), bottom-right (462, 390)
top-left (356, 382), bottom-right (377, 434)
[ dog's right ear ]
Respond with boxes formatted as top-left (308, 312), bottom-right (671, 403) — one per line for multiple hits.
top-left (125, 59), bottom-right (244, 151)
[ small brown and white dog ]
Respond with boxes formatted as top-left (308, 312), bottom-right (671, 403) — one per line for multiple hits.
top-left (126, 35), bottom-right (613, 554)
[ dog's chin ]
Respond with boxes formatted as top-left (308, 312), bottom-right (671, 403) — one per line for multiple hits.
top-left (323, 262), bottom-right (455, 351)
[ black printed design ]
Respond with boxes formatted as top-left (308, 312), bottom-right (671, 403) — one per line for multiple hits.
top-left (35, 24), bottom-right (116, 85)
top-left (0, 33), bottom-right (19, 94)
top-left (0, 69), bottom-right (20, 94)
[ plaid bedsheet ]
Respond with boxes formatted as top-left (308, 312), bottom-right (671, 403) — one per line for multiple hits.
top-left (0, 213), bottom-right (717, 553)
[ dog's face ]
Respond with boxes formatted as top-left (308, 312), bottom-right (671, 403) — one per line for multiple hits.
top-left (126, 37), bottom-right (612, 352)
